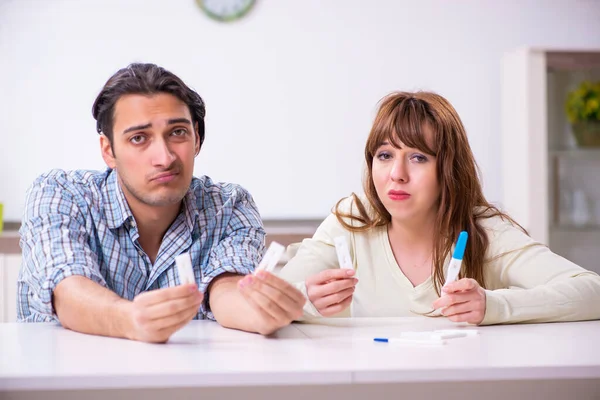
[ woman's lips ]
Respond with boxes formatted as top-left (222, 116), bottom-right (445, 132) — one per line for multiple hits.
top-left (388, 190), bottom-right (410, 201)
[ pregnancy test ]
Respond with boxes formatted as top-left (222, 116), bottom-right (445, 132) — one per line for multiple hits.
top-left (255, 241), bottom-right (285, 273)
top-left (334, 236), bottom-right (353, 270)
top-left (175, 252), bottom-right (195, 285)
top-left (373, 337), bottom-right (445, 345)
top-left (443, 231), bottom-right (469, 288)
top-left (374, 329), bottom-right (477, 345)
top-left (434, 329), bottom-right (479, 337)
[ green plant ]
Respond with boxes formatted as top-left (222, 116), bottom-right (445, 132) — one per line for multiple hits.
top-left (565, 80), bottom-right (600, 123)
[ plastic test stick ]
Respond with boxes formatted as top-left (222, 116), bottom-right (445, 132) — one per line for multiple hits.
top-left (175, 252), bottom-right (195, 285)
top-left (400, 331), bottom-right (468, 340)
top-left (374, 329), bottom-right (478, 344)
top-left (333, 236), bottom-right (353, 270)
top-left (373, 337), bottom-right (445, 345)
top-left (443, 231), bottom-right (469, 288)
top-left (255, 241), bottom-right (285, 273)
top-left (434, 329), bottom-right (479, 337)
top-left (334, 235), bottom-right (356, 316)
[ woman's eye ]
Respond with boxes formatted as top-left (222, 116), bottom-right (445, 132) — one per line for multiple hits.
top-left (411, 154), bottom-right (428, 163)
top-left (376, 152), bottom-right (392, 160)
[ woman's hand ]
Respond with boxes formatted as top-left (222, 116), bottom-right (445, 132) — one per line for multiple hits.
top-left (432, 278), bottom-right (486, 324)
top-left (306, 269), bottom-right (358, 316)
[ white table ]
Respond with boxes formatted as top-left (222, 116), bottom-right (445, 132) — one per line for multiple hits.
top-left (1, 318), bottom-right (599, 400)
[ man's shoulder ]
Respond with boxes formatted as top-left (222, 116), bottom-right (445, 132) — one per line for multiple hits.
top-left (27, 169), bottom-right (110, 208)
top-left (32, 169), bottom-right (107, 191)
top-left (22, 169), bottom-right (110, 223)
top-left (190, 175), bottom-right (254, 208)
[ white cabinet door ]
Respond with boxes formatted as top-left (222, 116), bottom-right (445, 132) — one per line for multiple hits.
top-left (0, 254), bottom-right (22, 323)
top-left (501, 48), bottom-right (549, 244)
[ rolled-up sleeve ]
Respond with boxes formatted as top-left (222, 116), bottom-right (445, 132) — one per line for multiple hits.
top-left (18, 173), bottom-right (107, 322)
top-left (201, 189), bottom-right (265, 319)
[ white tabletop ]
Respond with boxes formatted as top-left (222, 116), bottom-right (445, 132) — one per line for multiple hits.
top-left (1, 318), bottom-right (600, 391)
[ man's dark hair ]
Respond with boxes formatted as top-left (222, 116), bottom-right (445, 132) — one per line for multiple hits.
top-left (92, 63), bottom-right (206, 147)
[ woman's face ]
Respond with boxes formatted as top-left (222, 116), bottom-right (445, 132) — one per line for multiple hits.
top-left (372, 139), bottom-right (440, 226)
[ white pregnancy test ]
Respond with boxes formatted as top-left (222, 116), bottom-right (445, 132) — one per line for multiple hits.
top-left (434, 329), bottom-right (479, 337)
top-left (443, 231), bottom-right (469, 288)
top-left (373, 337), bottom-right (445, 345)
top-left (333, 236), bottom-right (353, 270)
top-left (400, 331), bottom-right (468, 340)
top-left (175, 252), bottom-right (195, 285)
top-left (255, 241), bottom-right (285, 273)
top-left (374, 329), bottom-right (476, 345)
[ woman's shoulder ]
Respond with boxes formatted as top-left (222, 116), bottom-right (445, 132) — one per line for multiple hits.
top-left (475, 207), bottom-right (522, 232)
top-left (334, 194), bottom-right (377, 223)
top-left (474, 207), bottom-right (537, 254)
top-left (314, 194), bottom-right (381, 238)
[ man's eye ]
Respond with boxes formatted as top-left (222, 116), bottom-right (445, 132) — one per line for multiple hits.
top-left (172, 129), bottom-right (187, 136)
top-left (130, 135), bottom-right (145, 144)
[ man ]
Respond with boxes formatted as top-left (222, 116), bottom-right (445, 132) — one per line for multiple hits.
top-left (17, 63), bottom-right (305, 342)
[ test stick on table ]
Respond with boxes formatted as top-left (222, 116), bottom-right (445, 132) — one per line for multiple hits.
top-left (256, 241), bottom-right (285, 273)
top-left (175, 252), bottom-right (195, 285)
top-left (334, 236), bottom-right (353, 270)
top-left (373, 337), bottom-right (446, 346)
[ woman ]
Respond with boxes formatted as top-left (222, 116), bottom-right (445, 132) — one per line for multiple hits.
top-left (277, 91), bottom-right (600, 325)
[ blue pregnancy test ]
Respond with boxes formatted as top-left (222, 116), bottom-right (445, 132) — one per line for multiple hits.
top-left (443, 231), bottom-right (468, 287)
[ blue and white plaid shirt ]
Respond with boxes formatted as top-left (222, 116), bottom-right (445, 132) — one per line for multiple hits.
top-left (17, 168), bottom-right (265, 322)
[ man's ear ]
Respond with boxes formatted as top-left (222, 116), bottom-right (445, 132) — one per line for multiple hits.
top-left (100, 135), bottom-right (117, 169)
top-left (194, 122), bottom-right (201, 156)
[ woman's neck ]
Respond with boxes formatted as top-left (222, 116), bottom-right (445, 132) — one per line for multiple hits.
top-left (388, 214), bottom-right (437, 251)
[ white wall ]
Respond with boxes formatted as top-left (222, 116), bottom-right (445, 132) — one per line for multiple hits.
top-left (1, 0), bottom-right (600, 221)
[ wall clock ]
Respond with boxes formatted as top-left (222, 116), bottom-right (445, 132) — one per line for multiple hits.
top-left (196, 0), bottom-right (256, 22)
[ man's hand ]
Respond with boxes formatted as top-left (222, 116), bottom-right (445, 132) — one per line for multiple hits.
top-left (237, 270), bottom-right (306, 335)
top-left (126, 283), bottom-right (203, 343)
top-left (305, 269), bottom-right (357, 317)
top-left (432, 278), bottom-right (486, 324)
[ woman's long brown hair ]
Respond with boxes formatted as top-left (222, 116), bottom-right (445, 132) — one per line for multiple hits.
top-left (335, 91), bottom-right (524, 294)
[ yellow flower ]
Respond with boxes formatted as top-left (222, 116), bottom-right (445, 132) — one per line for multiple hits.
top-left (566, 80), bottom-right (600, 122)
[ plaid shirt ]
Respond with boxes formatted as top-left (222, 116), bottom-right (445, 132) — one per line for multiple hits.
top-left (17, 168), bottom-right (265, 322)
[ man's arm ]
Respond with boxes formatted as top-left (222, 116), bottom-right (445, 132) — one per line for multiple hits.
top-left (209, 272), bottom-right (305, 335)
top-left (19, 171), bottom-right (202, 342)
top-left (54, 276), bottom-right (203, 342)
top-left (199, 185), bottom-right (305, 334)
top-left (54, 276), bottom-right (130, 337)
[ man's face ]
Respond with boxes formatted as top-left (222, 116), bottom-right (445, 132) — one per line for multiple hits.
top-left (100, 93), bottom-right (200, 209)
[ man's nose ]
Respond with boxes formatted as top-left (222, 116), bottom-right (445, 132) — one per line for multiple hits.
top-left (151, 138), bottom-right (176, 168)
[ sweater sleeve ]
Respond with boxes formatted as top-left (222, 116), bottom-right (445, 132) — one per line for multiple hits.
top-left (277, 200), bottom-right (356, 319)
top-left (480, 217), bottom-right (600, 325)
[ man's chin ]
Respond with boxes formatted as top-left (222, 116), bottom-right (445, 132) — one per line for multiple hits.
top-left (142, 190), bottom-right (187, 207)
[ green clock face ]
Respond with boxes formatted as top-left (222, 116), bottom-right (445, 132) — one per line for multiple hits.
top-left (196, 0), bottom-right (256, 22)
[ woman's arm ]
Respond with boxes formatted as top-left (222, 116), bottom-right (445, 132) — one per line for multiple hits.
top-left (481, 217), bottom-right (600, 324)
top-left (278, 213), bottom-right (356, 319)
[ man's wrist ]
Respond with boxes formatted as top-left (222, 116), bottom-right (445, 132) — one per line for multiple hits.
top-left (112, 298), bottom-right (135, 340)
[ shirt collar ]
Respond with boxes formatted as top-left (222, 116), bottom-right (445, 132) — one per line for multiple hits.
top-left (102, 169), bottom-right (134, 230)
top-left (102, 168), bottom-right (200, 232)
top-left (182, 182), bottom-right (200, 233)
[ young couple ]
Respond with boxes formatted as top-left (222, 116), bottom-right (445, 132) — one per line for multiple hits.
top-left (18, 63), bottom-right (600, 343)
